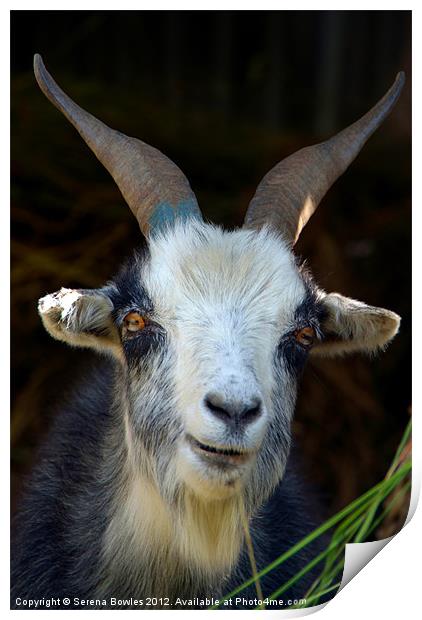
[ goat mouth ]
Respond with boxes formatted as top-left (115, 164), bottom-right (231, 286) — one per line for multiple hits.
top-left (186, 434), bottom-right (252, 465)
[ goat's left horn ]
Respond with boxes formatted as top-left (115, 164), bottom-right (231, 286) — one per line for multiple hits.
top-left (33, 54), bottom-right (202, 236)
top-left (243, 72), bottom-right (405, 244)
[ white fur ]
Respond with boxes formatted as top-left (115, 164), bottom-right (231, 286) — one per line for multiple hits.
top-left (142, 222), bottom-right (305, 494)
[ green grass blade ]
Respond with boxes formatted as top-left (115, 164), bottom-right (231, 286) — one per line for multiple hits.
top-left (210, 429), bottom-right (411, 610)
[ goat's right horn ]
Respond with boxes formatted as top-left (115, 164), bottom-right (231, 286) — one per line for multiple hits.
top-left (243, 72), bottom-right (405, 244)
top-left (33, 54), bottom-right (202, 237)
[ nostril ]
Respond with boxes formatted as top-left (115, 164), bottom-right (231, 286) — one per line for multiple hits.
top-left (204, 393), bottom-right (263, 426)
top-left (204, 395), bottom-right (232, 421)
top-left (243, 398), bottom-right (262, 423)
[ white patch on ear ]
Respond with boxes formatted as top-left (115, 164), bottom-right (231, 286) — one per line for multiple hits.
top-left (38, 287), bottom-right (121, 357)
top-left (312, 292), bottom-right (401, 357)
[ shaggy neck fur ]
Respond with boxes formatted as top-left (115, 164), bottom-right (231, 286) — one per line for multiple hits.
top-left (97, 373), bottom-right (249, 601)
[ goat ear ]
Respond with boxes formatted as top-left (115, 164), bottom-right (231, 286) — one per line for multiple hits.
top-left (38, 287), bottom-right (121, 355)
top-left (311, 292), bottom-right (401, 357)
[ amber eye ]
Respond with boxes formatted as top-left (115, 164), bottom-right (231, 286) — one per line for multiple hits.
top-left (123, 312), bottom-right (146, 335)
top-left (295, 326), bottom-right (315, 348)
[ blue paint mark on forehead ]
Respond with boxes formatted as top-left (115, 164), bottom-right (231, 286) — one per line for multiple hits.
top-left (149, 200), bottom-right (202, 234)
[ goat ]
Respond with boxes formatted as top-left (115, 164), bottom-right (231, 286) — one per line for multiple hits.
top-left (11, 55), bottom-right (404, 610)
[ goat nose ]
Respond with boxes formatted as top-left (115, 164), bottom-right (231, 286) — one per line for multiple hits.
top-left (204, 392), bottom-right (262, 427)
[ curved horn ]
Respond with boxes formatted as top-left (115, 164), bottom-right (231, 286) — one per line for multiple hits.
top-left (33, 54), bottom-right (202, 236)
top-left (244, 72), bottom-right (405, 244)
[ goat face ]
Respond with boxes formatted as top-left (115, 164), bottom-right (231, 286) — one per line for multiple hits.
top-left (38, 220), bottom-right (399, 506)
top-left (34, 56), bottom-right (403, 508)
top-left (129, 224), bottom-right (306, 503)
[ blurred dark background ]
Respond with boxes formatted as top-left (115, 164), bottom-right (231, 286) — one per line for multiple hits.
top-left (11, 11), bottom-right (411, 533)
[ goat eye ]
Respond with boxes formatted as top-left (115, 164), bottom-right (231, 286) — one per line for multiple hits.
top-left (123, 312), bottom-right (146, 335)
top-left (294, 326), bottom-right (315, 347)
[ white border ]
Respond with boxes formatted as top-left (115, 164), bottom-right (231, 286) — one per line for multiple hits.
top-left (5, 3), bottom-right (419, 619)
